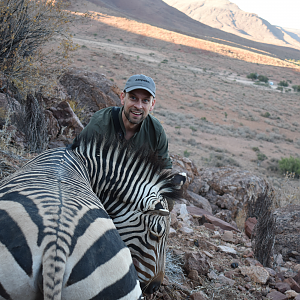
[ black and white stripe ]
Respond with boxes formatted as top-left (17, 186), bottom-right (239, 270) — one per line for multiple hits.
top-left (71, 135), bottom-right (184, 294)
top-left (0, 147), bottom-right (142, 300)
top-left (0, 134), bottom-right (184, 299)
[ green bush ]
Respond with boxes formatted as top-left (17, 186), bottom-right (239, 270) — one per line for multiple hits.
top-left (257, 152), bottom-right (267, 161)
top-left (261, 112), bottom-right (270, 118)
top-left (292, 85), bottom-right (300, 92)
top-left (278, 156), bottom-right (300, 177)
top-left (247, 73), bottom-right (258, 80)
top-left (278, 80), bottom-right (289, 87)
top-left (257, 75), bottom-right (269, 83)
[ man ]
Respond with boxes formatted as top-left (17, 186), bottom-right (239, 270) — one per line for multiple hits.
top-left (78, 74), bottom-right (172, 169)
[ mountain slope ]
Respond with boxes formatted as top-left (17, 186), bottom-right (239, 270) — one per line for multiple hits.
top-left (86, 0), bottom-right (300, 60)
top-left (163, 0), bottom-right (300, 49)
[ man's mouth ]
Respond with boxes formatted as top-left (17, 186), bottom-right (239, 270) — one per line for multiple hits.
top-left (131, 110), bottom-right (142, 116)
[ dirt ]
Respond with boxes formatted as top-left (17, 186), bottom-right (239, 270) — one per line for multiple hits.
top-left (65, 0), bottom-right (300, 184)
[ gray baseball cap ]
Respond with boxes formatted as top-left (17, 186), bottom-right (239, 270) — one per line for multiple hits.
top-left (124, 74), bottom-right (156, 97)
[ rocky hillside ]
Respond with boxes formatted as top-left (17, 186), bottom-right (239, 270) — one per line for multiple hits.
top-left (85, 0), bottom-right (300, 60)
top-left (163, 0), bottom-right (300, 49)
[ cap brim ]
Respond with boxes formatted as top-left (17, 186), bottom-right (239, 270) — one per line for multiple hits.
top-left (125, 86), bottom-right (155, 97)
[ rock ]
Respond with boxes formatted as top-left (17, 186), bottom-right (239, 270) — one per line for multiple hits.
top-left (207, 270), bottom-right (218, 280)
top-left (217, 274), bottom-right (236, 286)
top-left (283, 277), bottom-right (300, 293)
top-left (294, 270), bottom-right (300, 285)
top-left (218, 245), bottom-right (237, 255)
top-left (285, 290), bottom-right (298, 298)
top-left (0, 93), bottom-right (21, 128)
top-left (204, 223), bottom-right (215, 230)
top-left (266, 290), bottom-right (288, 300)
top-left (170, 212), bottom-right (178, 228)
top-left (188, 270), bottom-right (199, 281)
top-left (221, 230), bottom-right (235, 243)
top-left (179, 227), bottom-right (194, 234)
top-left (200, 214), bottom-right (240, 232)
top-left (186, 190), bottom-right (213, 213)
top-left (295, 294), bottom-right (300, 300)
top-left (245, 217), bottom-right (257, 238)
top-left (274, 282), bottom-right (291, 293)
top-left (186, 206), bottom-right (213, 217)
top-left (240, 266), bottom-right (269, 284)
top-left (184, 251), bottom-right (210, 276)
top-left (59, 69), bottom-right (121, 125)
top-left (275, 254), bottom-right (285, 266)
top-left (49, 101), bottom-right (84, 137)
top-left (44, 110), bottom-right (60, 141)
top-left (190, 291), bottom-right (208, 300)
top-left (197, 167), bottom-right (270, 223)
top-left (274, 205), bottom-right (300, 260)
top-left (265, 267), bottom-right (277, 277)
top-left (169, 227), bottom-right (176, 238)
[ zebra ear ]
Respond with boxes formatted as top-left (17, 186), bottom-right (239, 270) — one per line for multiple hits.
top-left (172, 172), bottom-right (187, 189)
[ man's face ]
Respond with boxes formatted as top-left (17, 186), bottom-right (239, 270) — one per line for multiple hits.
top-left (121, 89), bottom-right (156, 125)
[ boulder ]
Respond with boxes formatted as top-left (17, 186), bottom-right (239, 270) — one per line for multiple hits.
top-left (44, 110), bottom-right (60, 141)
top-left (266, 290), bottom-right (288, 300)
top-left (185, 190), bottom-right (212, 213)
top-left (200, 214), bottom-right (240, 232)
top-left (59, 69), bottom-right (122, 125)
top-left (239, 266), bottom-right (269, 284)
top-left (0, 93), bottom-right (21, 128)
top-left (171, 154), bottom-right (198, 189)
top-left (273, 205), bottom-right (300, 260)
top-left (49, 101), bottom-right (84, 138)
top-left (183, 251), bottom-right (210, 276)
top-left (195, 167), bottom-right (270, 223)
top-left (245, 217), bottom-right (257, 238)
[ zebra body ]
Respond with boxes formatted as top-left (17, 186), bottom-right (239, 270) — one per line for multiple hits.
top-left (0, 135), bottom-right (184, 299)
top-left (0, 147), bottom-right (142, 300)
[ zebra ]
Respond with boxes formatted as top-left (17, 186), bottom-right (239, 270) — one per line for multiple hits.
top-left (0, 134), bottom-right (185, 299)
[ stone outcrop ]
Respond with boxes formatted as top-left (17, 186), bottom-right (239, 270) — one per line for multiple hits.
top-left (59, 68), bottom-right (121, 125)
top-left (0, 93), bottom-right (21, 128)
top-left (273, 205), bottom-right (300, 261)
top-left (189, 167), bottom-right (270, 223)
top-left (49, 101), bottom-right (84, 137)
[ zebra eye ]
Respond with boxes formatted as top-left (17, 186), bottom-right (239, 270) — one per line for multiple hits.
top-left (149, 232), bottom-right (159, 242)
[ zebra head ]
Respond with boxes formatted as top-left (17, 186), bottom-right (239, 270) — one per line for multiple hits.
top-left (112, 172), bottom-right (186, 295)
top-left (72, 135), bottom-right (186, 296)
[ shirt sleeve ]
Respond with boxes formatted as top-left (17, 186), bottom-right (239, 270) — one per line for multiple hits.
top-left (157, 128), bottom-right (173, 169)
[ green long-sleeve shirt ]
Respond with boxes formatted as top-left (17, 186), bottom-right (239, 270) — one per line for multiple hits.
top-left (78, 107), bottom-right (172, 169)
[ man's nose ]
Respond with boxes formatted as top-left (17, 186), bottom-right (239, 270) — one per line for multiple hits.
top-left (134, 100), bottom-right (143, 109)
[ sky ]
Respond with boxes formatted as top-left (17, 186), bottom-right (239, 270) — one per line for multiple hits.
top-left (230, 0), bottom-right (300, 30)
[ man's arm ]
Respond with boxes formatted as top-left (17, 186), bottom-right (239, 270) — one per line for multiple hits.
top-left (157, 129), bottom-right (172, 169)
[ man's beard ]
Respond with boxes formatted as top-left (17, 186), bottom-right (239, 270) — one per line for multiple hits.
top-left (124, 108), bottom-right (145, 124)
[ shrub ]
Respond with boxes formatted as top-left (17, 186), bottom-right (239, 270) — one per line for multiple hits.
top-left (257, 152), bottom-right (267, 161)
top-left (261, 112), bottom-right (270, 118)
top-left (257, 75), bottom-right (269, 83)
top-left (278, 80), bottom-right (289, 87)
top-left (0, 0), bottom-right (76, 96)
top-left (183, 150), bottom-right (190, 157)
top-left (247, 73), bottom-right (257, 80)
top-left (278, 156), bottom-right (300, 177)
top-left (292, 85), bottom-right (300, 92)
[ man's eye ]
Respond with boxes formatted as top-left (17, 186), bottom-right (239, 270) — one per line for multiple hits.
top-left (143, 99), bottom-right (150, 103)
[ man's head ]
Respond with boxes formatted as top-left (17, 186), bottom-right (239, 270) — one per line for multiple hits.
top-left (121, 75), bottom-right (156, 125)
top-left (124, 74), bottom-right (156, 97)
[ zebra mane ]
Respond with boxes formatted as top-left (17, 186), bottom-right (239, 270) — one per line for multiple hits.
top-left (71, 133), bottom-right (182, 201)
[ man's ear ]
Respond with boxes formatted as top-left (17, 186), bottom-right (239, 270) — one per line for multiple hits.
top-left (120, 91), bottom-right (126, 105)
top-left (149, 98), bottom-right (156, 111)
